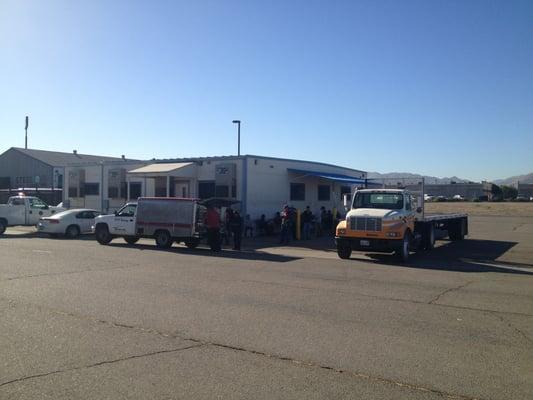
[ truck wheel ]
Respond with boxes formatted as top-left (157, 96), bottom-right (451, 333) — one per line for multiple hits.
top-left (65, 225), bottom-right (80, 239)
top-left (396, 232), bottom-right (411, 262)
top-left (0, 219), bottom-right (6, 235)
top-left (337, 245), bottom-right (352, 260)
top-left (124, 236), bottom-right (139, 245)
top-left (425, 224), bottom-right (435, 250)
top-left (185, 238), bottom-right (200, 249)
top-left (155, 230), bottom-right (172, 248)
top-left (450, 219), bottom-right (466, 241)
top-left (95, 225), bottom-right (112, 245)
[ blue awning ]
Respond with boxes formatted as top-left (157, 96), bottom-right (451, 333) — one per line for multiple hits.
top-left (287, 168), bottom-right (366, 184)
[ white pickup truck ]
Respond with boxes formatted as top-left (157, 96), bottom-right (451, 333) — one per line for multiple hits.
top-left (0, 195), bottom-right (65, 235)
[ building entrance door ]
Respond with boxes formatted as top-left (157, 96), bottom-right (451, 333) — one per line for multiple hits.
top-left (174, 181), bottom-right (189, 198)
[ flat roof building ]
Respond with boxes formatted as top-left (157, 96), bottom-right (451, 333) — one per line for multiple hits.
top-left (63, 154), bottom-right (366, 218)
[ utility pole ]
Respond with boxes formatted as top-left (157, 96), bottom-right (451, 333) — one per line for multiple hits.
top-left (232, 120), bottom-right (241, 156)
top-left (25, 116), bottom-right (29, 149)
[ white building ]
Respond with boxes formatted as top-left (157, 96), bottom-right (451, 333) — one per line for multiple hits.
top-left (63, 155), bottom-right (366, 218)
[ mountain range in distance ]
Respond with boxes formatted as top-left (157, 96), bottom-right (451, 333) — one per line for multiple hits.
top-left (367, 172), bottom-right (533, 185)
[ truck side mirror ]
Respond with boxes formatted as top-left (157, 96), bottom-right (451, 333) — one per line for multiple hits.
top-left (343, 194), bottom-right (351, 210)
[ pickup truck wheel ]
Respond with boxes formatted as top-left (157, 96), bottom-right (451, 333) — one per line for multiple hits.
top-left (425, 224), bottom-right (435, 250)
top-left (95, 225), bottom-right (112, 245)
top-left (124, 236), bottom-right (139, 245)
top-left (155, 230), bottom-right (172, 248)
top-left (65, 225), bottom-right (80, 239)
top-left (185, 239), bottom-right (200, 249)
top-left (0, 219), bottom-right (6, 235)
top-left (337, 245), bottom-right (352, 260)
top-left (396, 232), bottom-right (411, 262)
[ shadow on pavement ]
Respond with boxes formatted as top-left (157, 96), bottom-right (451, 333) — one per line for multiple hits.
top-left (357, 239), bottom-right (533, 275)
top-left (107, 242), bottom-right (301, 263)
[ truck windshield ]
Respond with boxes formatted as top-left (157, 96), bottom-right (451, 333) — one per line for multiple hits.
top-left (353, 193), bottom-right (404, 210)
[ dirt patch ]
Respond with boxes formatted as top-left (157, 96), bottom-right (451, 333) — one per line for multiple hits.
top-left (425, 202), bottom-right (533, 217)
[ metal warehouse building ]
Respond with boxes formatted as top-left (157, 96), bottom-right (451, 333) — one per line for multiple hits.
top-left (62, 155), bottom-right (366, 218)
top-left (0, 147), bottom-right (136, 203)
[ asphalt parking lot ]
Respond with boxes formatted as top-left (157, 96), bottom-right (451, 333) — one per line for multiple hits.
top-left (1, 215), bottom-right (532, 400)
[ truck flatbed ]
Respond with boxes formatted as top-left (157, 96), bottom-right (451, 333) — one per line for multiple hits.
top-left (420, 213), bottom-right (467, 222)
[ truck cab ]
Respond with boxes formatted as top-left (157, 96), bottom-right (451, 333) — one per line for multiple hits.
top-left (94, 202), bottom-right (138, 237)
top-left (0, 195), bottom-right (64, 234)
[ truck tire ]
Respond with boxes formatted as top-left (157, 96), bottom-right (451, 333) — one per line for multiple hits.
top-left (155, 230), bottom-right (172, 248)
top-left (124, 236), bottom-right (139, 245)
top-left (449, 218), bottom-right (466, 241)
top-left (396, 231), bottom-right (412, 262)
top-left (185, 238), bottom-right (200, 249)
top-left (65, 225), bottom-right (80, 239)
top-left (95, 225), bottom-right (113, 245)
top-left (0, 219), bottom-right (6, 235)
top-left (425, 224), bottom-right (435, 250)
top-left (337, 244), bottom-right (352, 260)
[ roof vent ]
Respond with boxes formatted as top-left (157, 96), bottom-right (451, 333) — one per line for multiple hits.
top-left (121, 155), bottom-right (125, 160)
top-left (73, 150), bottom-right (77, 155)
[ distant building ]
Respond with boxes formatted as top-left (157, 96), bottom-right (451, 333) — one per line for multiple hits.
top-left (513, 182), bottom-right (533, 198)
top-left (0, 147), bottom-right (136, 204)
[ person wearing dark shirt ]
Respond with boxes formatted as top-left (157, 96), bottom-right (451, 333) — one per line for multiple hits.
top-left (301, 206), bottom-right (313, 240)
top-left (230, 211), bottom-right (243, 250)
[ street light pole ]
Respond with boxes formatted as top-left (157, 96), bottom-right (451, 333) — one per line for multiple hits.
top-left (232, 120), bottom-right (241, 156)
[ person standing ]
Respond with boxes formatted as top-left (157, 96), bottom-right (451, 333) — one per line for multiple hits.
top-left (205, 206), bottom-right (221, 251)
top-left (302, 206), bottom-right (313, 240)
top-left (279, 205), bottom-right (291, 244)
top-left (231, 211), bottom-right (243, 250)
top-left (244, 214), bottom-right (253, 238)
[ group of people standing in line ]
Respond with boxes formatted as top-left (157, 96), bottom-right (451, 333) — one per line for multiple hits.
top-left (204, 204), bottom-right (342, 251)
top-left (280, 205), bottom-right (341, 244)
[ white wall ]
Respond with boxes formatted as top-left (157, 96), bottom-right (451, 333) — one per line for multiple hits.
top-left (245, 157), bottom-right (365, 219)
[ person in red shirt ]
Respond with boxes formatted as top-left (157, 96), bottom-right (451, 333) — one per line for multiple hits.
top-left (205, 206), bottom-right (221, 251)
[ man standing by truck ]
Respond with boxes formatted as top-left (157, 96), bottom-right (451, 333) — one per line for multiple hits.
top-left (206, 206), bottom-right (221, 252)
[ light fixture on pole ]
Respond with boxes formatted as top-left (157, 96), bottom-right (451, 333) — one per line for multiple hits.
top-left (232, 120), bottom-right (241, 156)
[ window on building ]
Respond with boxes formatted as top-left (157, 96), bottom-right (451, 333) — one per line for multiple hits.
top-left (108, 187), bottom-right (119, 199)
top-left (0, 177), bottom-right (10, 189)
top-left (318, 185), bottom-right (330, 201)
top-left (68, 187), bottom-right (78, 198)
top-left (198, 181), bottom-right (215, 199)
top-left (290, 183), bottom-right (305, 201)
top-left (56, 174), bottom-right (63, 189)
top-left (84, 183), bottom-right (100, 196)
top-left (215, 185), bottom-right (229, 198)
top-left (129, 182), bottom-right (142, 200)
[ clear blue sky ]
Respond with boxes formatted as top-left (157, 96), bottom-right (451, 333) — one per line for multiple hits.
top-left (1, 0), bottom-right (532, 181)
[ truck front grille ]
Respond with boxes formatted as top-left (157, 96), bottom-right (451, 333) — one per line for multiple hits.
top-left (350, 217), bottom-right (382, 232)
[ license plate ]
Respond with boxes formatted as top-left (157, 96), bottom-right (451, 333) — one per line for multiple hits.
top-left (360, 240), bottom-right (370, 246)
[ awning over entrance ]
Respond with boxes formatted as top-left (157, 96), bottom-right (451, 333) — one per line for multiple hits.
top-left (128, 162), bottom-right (196, 177)
top-left (287, 168), bottom-right (366, 184)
